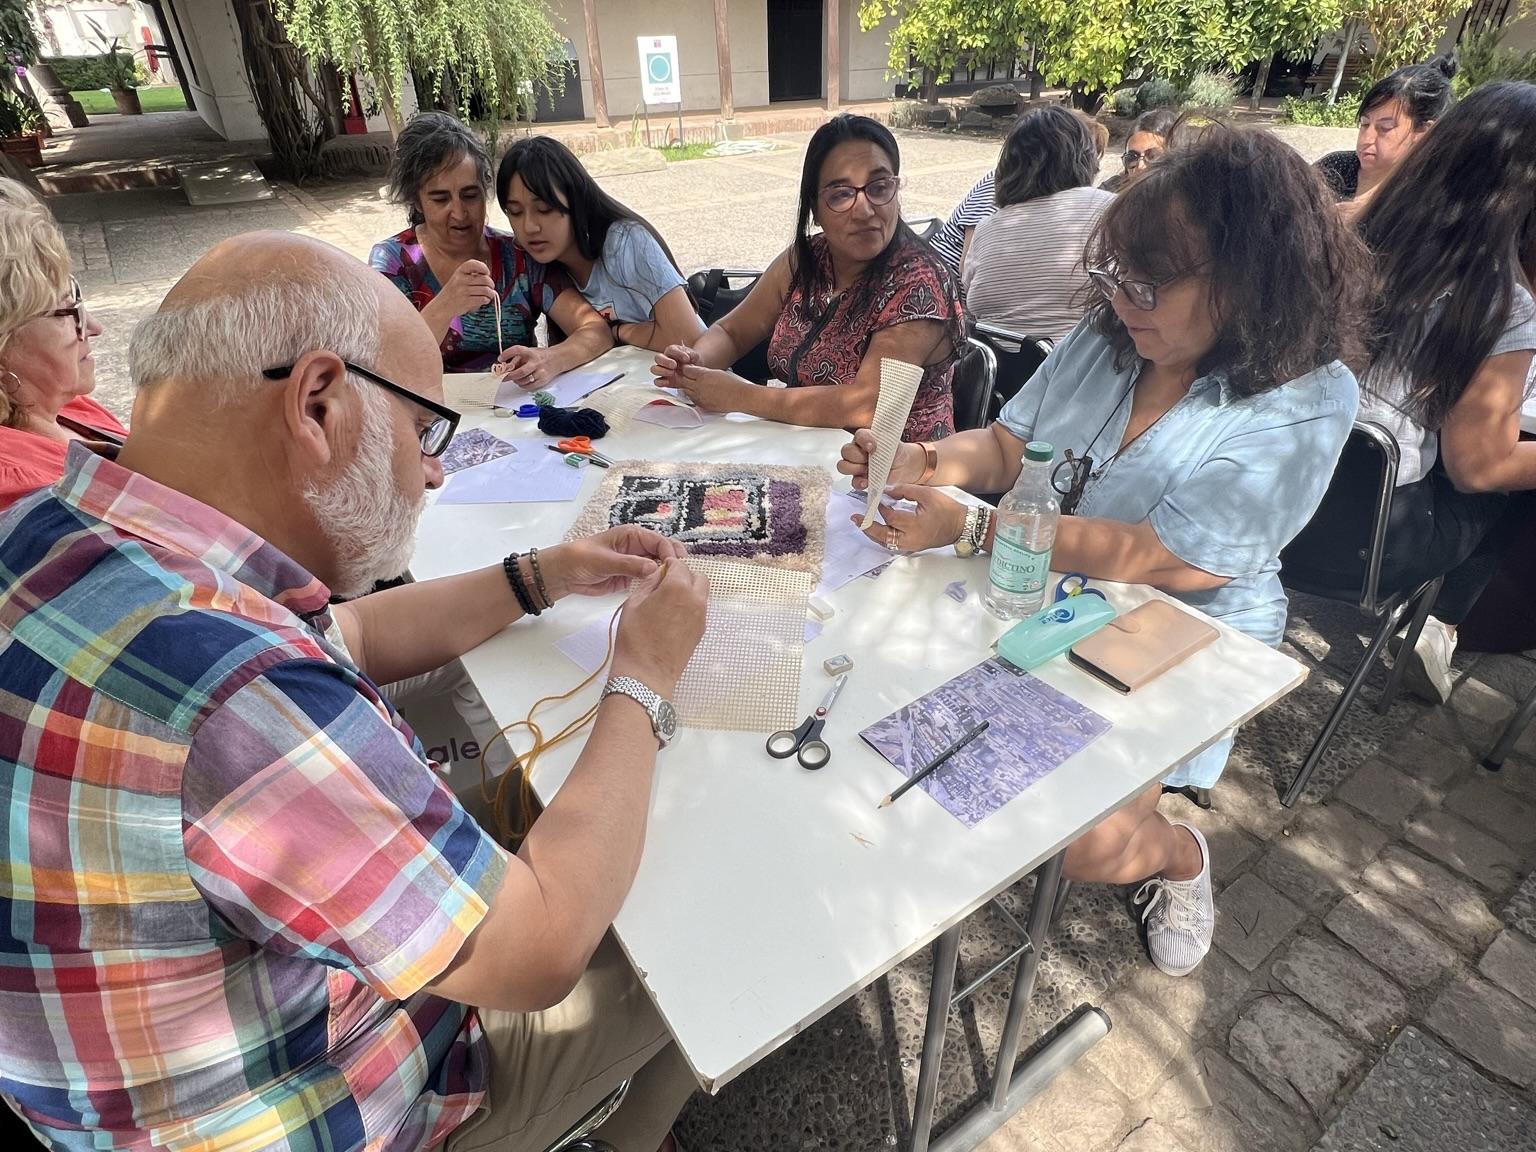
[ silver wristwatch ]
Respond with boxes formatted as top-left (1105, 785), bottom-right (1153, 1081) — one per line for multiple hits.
top-left (601, 676), bottom-right (679, 748)
top-left (955, 505), bottom-right (992, 558)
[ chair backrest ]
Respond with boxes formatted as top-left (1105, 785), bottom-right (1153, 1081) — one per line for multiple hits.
top-left (907, 215), bottom-right (943, 244)
top-left (1280, 420), bottom-right (1401, 616)
top-left (969, 322), bottom-right (1053, 422)
top-left (951, 337), bottom-right (997, 433)
top-left (686, 267), bottom-right (772, 384)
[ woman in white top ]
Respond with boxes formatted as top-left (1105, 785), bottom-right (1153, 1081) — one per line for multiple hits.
top-left (1294, 82), bottom-right (1536, 702)
top-left (962, 106), bottom-right (1114, 341)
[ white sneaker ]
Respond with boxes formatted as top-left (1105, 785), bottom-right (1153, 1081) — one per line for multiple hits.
top-left (1402, 616), bottom-right (1457, 705)
top-left (1133, 823), bottom-right (1214, 977)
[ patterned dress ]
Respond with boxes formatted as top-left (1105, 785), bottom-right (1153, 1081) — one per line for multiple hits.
top-left (369, 225), bottom-right (572, 372)
top-left (767, 233), bottom-right (965, 442)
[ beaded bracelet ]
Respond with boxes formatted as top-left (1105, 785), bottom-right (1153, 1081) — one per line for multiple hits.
top-left (528, 547), bottom-right (552, 611)
top-left (502, 553), bottom-right (540, 616)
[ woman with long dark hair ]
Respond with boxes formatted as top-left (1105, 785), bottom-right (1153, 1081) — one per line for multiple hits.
top-left (962, 106), bottom-right (1114, 339)
top-left (652, 114), bottom-right (964, 442)
top-left (841, 126), bottom-right (1369, 976)
top-left (496, 136), bottom-right (704, 353)
top-left (1303, 81), bottom-right (1536, 702)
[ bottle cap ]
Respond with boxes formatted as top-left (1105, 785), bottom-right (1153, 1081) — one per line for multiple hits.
top-left (1025, 441), bottom-right (1054, 463)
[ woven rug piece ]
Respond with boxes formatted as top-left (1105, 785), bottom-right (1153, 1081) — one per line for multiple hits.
top-left (674, 557), bottom-right (813, 732)
top-left (860, 359), bottom-right (925, 529)
top-left (566, 460), bottom-right (830, 575)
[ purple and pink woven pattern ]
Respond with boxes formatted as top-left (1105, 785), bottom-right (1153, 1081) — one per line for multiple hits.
top-left (566, 460), bottom-right (830, 574)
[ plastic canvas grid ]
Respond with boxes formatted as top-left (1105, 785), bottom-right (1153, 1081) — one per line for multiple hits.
top-left (674, 557), bottom-right (813, 732)
top-left (566, 460), bottom-right (830, 574)
top-left (585, 383), bottom-right (701, 430)
top-left (860, 359), bottom-right (925, 528)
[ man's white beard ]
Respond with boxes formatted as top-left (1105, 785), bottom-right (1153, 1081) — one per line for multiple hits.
top-left (303, 390), bottom-right (425, 599)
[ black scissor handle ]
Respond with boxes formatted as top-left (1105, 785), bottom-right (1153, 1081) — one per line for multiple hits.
top-left (766, 718), bottom-right (811, 758)
top-left (797, 720), bottom-right (831, 770)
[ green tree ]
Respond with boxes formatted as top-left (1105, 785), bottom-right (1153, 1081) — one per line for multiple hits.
top-left (273, 0), bottom-right (564, 133)
top-left (858, 0), bottom-right (1032, 101)
top-left (1355, 0), bottom-right (1465, 85)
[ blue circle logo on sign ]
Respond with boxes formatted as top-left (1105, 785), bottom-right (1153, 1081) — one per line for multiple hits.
top-left (647, 52), bottom-right (673, 83)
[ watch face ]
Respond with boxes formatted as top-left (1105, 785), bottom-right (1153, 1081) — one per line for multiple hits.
top-left (655, 700), bottom-right (678, 739)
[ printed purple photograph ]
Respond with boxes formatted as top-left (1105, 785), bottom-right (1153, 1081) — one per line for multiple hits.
top-left (860, 659), bottom-right (1111, 827)
top-left (440, 429), bottom-right (518, 475)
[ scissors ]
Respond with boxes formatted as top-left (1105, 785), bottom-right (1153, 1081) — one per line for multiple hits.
top-left (766, 674), bottom-right (847, 770)
top-left (553, 437), bottom-right (613, 467)
top-left (1055, 572), bottom-right (1108, 602)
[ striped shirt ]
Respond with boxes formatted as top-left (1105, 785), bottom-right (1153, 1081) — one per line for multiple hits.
top-left (928, 171), bottom-right (995, 274)
top-left (0, 444), bottom-right (507, 1152)
top-left (960, 186), bottom-right (1114, 342)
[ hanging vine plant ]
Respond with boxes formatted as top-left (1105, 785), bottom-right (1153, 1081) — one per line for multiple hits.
top-left (232, 0), bottom-right (333, 183)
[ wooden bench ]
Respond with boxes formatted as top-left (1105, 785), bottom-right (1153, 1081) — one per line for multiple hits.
top-left (1302, 52), bottom-right (1372, 99)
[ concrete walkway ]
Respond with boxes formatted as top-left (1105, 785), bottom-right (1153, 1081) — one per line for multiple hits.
top-left (31, 120), bottom-right (1536, 1152)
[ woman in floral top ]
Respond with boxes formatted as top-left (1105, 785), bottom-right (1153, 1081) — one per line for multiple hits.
top-left (369, 112), bottom-right (610, 383)
top-left (653, 115), bottom-right (963, 442)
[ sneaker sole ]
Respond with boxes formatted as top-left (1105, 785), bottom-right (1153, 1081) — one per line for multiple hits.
top-left (1400, 641), bottom-right (1453, 706)
top-left (1148, 953), bottom-right (1204, 978)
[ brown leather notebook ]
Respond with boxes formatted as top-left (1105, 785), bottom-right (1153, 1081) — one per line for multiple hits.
top-left (1068, 599), bottom-right (1219, 693)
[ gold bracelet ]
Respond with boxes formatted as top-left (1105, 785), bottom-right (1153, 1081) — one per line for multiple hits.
top-left (917, 442), bottom-right (938, 485)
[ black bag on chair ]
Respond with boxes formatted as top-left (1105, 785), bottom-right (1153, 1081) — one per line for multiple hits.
top-left (688, 268), bottom-right (773, 385)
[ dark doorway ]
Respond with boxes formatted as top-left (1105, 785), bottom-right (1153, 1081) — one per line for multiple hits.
top-left (768, 0), bottom-right (823, 102)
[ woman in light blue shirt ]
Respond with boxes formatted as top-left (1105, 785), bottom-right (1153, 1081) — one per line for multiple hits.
top-left (841, 127), bottom-right (1370, 978)
top-left (497, 137), bottom-right (705, 352)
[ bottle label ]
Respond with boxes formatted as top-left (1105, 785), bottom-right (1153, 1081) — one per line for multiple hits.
top-left (989, 537), bottom-right (1050, 596)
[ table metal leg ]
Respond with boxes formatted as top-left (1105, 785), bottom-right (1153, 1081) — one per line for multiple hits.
top-left (909, 925), bottom-right (962, 1152)
top-left (988, 852), bottom-right (1065, 1109)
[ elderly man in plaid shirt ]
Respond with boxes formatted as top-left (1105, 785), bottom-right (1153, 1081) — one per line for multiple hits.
top-left (0, 233), bottom-right (709, 1152)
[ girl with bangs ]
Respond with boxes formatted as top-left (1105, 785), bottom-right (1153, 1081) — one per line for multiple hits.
top-left (839, 125), bottom-right (1370, 978)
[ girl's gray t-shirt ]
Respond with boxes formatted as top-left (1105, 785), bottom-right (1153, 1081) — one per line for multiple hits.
top-left (577, 220), bottom-right (686, 324)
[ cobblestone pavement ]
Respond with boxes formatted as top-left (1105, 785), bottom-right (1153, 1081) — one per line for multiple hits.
top-left (41, 123), bottom-right (1535, 1152)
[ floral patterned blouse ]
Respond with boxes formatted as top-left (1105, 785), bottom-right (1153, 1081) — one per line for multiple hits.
top-left (369, 226), bottom-right (572, 372)
top-left (767, 233), bottom-right (965, 441)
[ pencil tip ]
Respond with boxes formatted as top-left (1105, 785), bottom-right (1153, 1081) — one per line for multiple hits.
top-left (877, 796), bottom-right (891, 809)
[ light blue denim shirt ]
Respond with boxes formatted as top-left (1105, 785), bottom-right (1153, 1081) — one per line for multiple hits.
top-left (997, 321), bottom-right (1359, 787)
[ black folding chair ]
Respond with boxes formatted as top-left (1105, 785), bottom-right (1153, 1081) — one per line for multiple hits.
top-left (1277, 420), bottom-right (1444, 807)
top-left (951, 337), bottom-right (998, 432)
top-left (686, 267), bottom-right (771, 384)
top-left (907, 215), bottom-right (943, 244)
top-left (969, 322), bottom-right (1053, 422)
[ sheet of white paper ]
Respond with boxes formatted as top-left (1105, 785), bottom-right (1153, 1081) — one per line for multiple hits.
top-left (555, 618), bottom-right (613, 676)
top-left (816, 490), bottom-right (898, 598)
top-left (494, 367), bottom-right (626, 410)
top-left (436, 446), bottom-right (587, 504)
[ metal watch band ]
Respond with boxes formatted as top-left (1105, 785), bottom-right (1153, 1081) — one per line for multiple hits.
top-left (601, 675), bottom-right (676, 747)
top-left (974, 506), bottom-right (993, 555)
top-left (955, 504), bottom-right (982, 557)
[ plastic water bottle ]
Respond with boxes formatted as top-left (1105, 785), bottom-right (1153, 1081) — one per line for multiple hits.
top-left (984, 441), bottom-right (1060, 619)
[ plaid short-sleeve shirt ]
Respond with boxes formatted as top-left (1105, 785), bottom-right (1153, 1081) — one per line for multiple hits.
top-left (0, 444), bottom-right (508, 1152)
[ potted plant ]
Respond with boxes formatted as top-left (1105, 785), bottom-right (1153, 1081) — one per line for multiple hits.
top-left (85, 21), bottom-right (141, 115)
top-left (0, 85), bottom-right (43, 166)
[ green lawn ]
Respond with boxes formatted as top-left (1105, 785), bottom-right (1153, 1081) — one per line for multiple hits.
top-left (659, 142), bottom-right (718, 162)
top-left (71, 87), bottom-right (188, 116)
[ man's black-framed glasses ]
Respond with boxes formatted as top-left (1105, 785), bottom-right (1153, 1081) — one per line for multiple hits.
top-left (262, 362), bottom-right (461, 458)
top-left (1051, 450), bottom-right (1093, 516)
top-left (43, 276), bottom-right (89, 341)
top-left (1087, 264), bottom-right (1197, 312)
top-left (821, 175), bottom-right (904, 213)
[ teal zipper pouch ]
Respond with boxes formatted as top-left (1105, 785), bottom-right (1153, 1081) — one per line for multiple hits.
top-left (995, 596), bottom-right (1119, 672)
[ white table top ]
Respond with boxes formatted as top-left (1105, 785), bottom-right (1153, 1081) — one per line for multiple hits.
top-left (1522, 395), bottom-right (1536, 436)
top-left (413, 348), bottom-right (1307, 1091)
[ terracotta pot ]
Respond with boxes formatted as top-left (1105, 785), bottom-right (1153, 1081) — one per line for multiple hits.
top-left (111, 88), bottom-right (142, 116)
top-left (0, 134), bottom-right (43, 168)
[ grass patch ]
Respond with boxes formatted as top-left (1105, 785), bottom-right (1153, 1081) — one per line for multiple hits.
top-left (659, 142), bottom-right (717, 162)
top-left (71, 87), bottom-right (188, 115)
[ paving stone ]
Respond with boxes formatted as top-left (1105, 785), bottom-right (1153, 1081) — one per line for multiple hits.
top-left (1383, 729), bottom-right (1472, 784)
top-left (1450, 679), bottom-right (1518, 728)
top-left (1082, 990), bottom-right (1190, 1101)
top-left (1324, 889), bottom-right (1458, 990)
top-left (1405, 810), bottom-right (1522, 892)
top-left (1251, 836), bottom-right (1359, 917)
top-left (1228, 995), bottom-right (1365, 1119)
top-left (1481, 754), bottom-right (1536, 802)
top-left (1011, 1063), bottom-right (1129, 1152)
top-left (1416, 706), bottom-right (1497, 758)
top-left (1362, 845), bottom-right (1502, 952)
top-left (1424, 977), bottom-right (1536, 1088)
top-left (1505, 870), bottom-right (1536, 938)
top-left (1290, 802), bottom-right (1389, 870)
top-left (1467, 653), bottom-right (1536, 704)
top-left (1210, 765), bottom-right (1293, 840)
top-left (1214, 874), bottom-right (1307, 971)
top-left (1114, 1118), bottom-right (1192, 1152)
top-left (1121, 946), bottom-right (1251, 1039)
top-left (1156, 798), bottom-right (1262, 885)
top-left (1478, 930), bottom-right (1536, 1012)
top-left (1149, 1048), bottom-right (1314, 1152)
top-left (1336, 758), bottom-right (1434, 827)
top-left (1316, 1025), bottom-right (1536, 1152)
top-left (1443, 775), bottom-right (1536, 849)
top-left (1270, 933), bottom-right (1408, 1044)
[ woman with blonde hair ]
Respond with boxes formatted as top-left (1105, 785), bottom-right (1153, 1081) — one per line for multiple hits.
top-left (0, 177), bottom-right (120, 510)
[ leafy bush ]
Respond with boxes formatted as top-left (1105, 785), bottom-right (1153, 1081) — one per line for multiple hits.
top-left (1182, 71), bottom-right (1237, 111)
top-left (1134, 78), bottom-right (1181, 112)
top-left (1454, 25), bottom-right (1536, 97)
top-left (1109, 86), bottom-right (1138, 117)
top-left (1279, 94), bottom-right (1361, 127)
top-left (0, 86), bottom-right (43, 136)
top-left (42, 53), bottom-right (138, 90)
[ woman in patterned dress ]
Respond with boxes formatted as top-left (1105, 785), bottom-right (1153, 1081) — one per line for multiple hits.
top-left (369, 112), bottom-right (611, 386)
top-left (653, 114), bottom-right (964, 442)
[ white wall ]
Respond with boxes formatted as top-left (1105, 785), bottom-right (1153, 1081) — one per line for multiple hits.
top-left (845, 0), bottom-right (894, 102)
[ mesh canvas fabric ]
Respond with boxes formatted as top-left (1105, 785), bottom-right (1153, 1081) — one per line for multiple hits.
top-left (860, 359), bottom-right (925, 529)
top-left (584, 382), bottom-right (702, 430)
top-left (566, 460), bottom-right (830, 574)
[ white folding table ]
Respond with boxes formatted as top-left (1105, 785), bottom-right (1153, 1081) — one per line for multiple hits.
top-left (412, 348), bottom-right (1307, 1150)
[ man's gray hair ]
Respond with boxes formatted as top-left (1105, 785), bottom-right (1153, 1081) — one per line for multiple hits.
top-left (387, 111), bottom-right (492, 227)
top-left (130, 277), bottom-right (381, 398)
